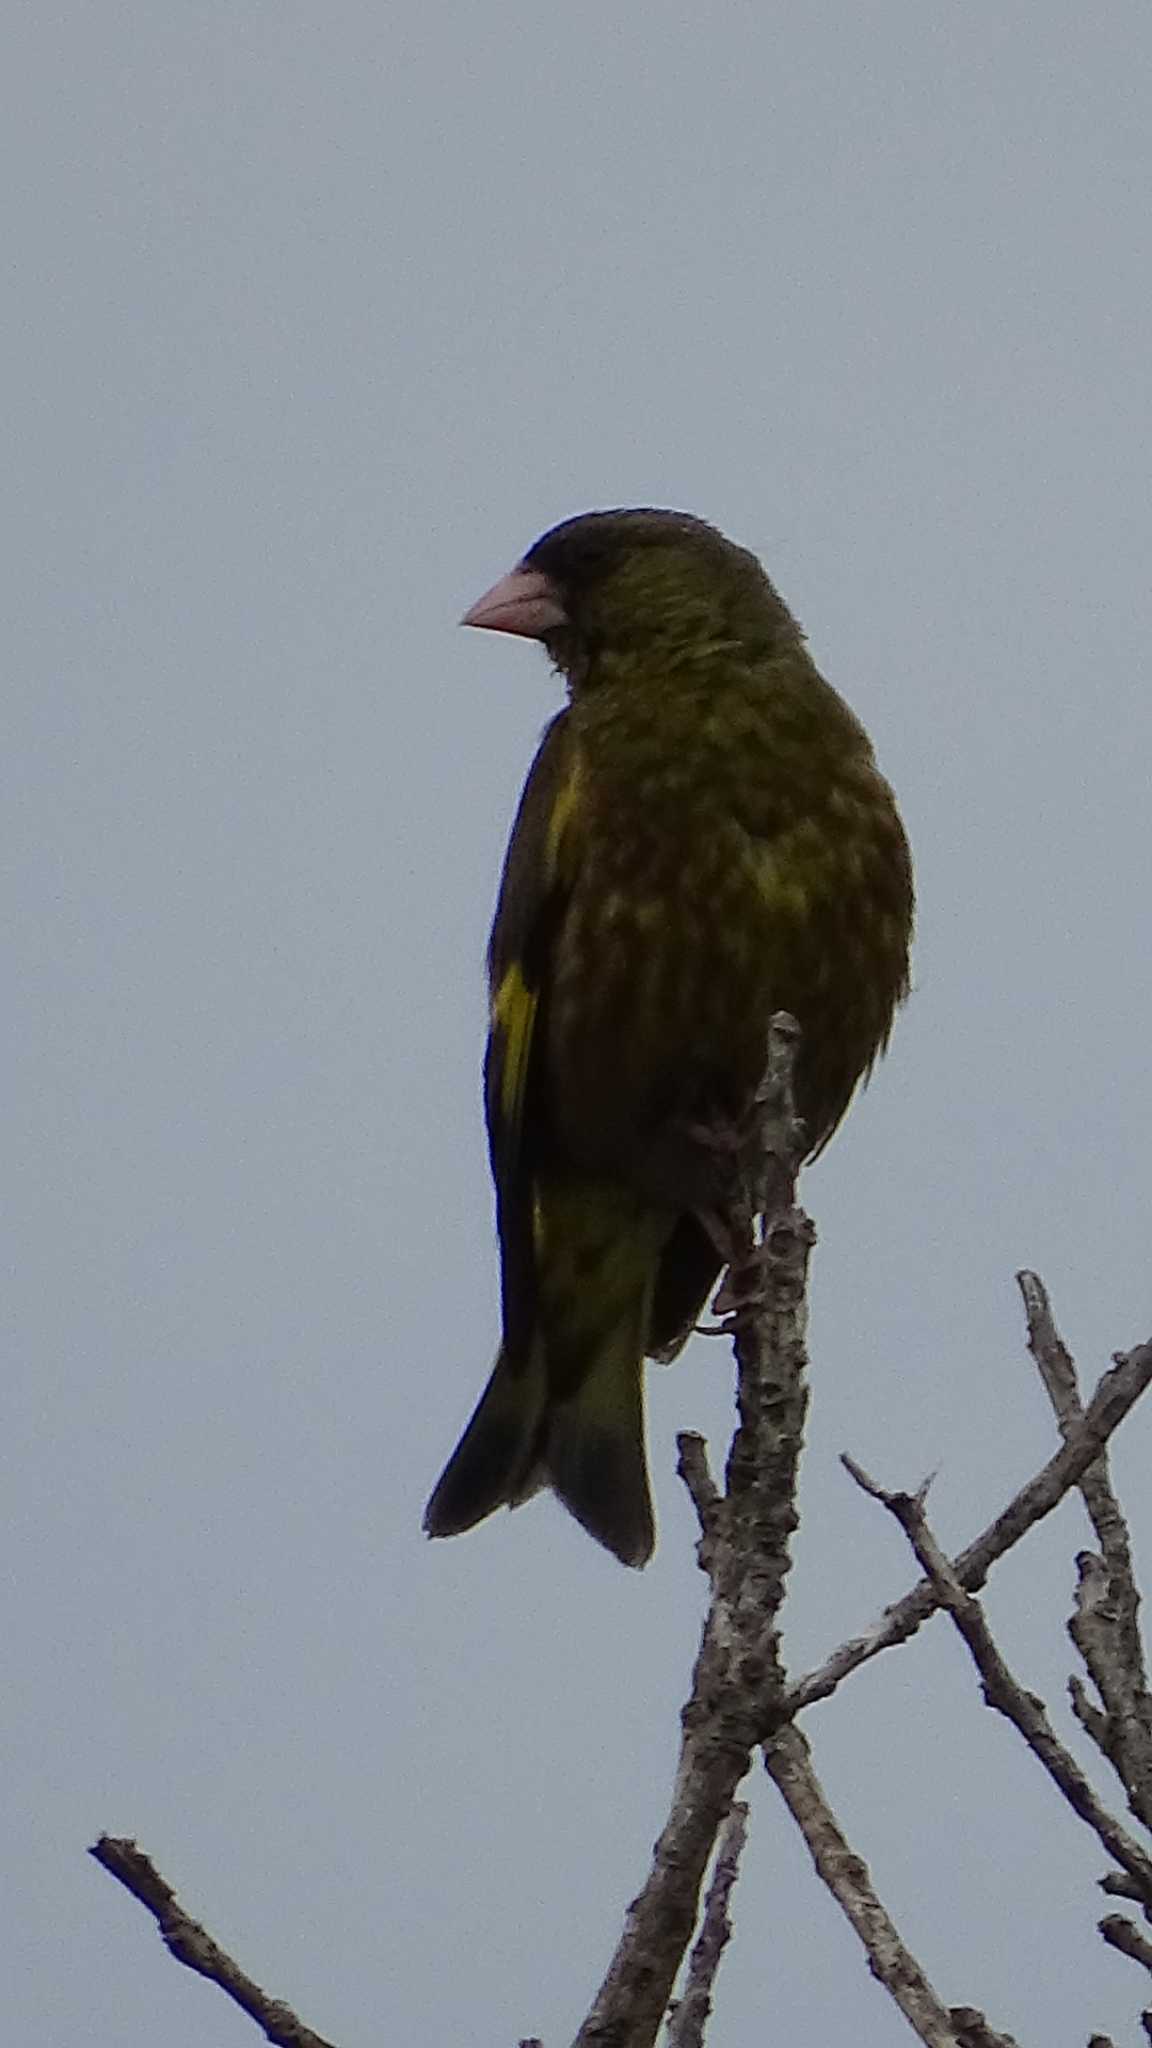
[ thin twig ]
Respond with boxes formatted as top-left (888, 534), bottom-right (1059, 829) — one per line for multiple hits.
top-left (785, 1338), bottom-right (1152, 1720)
top-left (1101, 1872), bottom-right (1146, 1903)
top-left (1018, 1273), bottom-right (1142, 1608)
top-left (676, 1433), bottom-right (720, 1533)
top-left (1019, 1271), bottom-right (1152, 1833)
top-left (89, 1837), bottom-right (336, 2048)
top-left (664, 1802), bottom-right (750, 2048)
top-left (763, 1727), bottom-right (1017, 2048)
top-left (840, 1463), bottom-right (1152, 1910)
top-left (1069, 1553), bottom-right (1152, 1831)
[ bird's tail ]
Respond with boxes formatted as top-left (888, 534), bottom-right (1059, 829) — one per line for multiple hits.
top-left (423, 1340), bottom-right (547, 1544)
top-left (424, 1183), bottom-right (665, 1567)
top-left (540, 1321), bottom-right (654, 1568)
top-left (530, 1179), bottom-right (663, 1567)
top-left (421, 1322), bottom-right (654, 1568)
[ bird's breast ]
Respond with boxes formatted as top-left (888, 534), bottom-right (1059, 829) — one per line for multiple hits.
top-left (546, 680), bottom-right (911, 1178)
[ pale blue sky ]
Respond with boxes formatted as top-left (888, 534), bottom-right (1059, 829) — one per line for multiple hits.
top-left (6, 4), bottom-right (1152, 2042)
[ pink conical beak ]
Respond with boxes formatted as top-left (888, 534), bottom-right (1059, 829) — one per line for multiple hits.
top-left (461, 565), bottom-right (567, 639)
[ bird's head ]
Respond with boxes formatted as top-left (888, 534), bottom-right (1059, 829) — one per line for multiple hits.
top-left (462, 508), bottom-right (800, 687)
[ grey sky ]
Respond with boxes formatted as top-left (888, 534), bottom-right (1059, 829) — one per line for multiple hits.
top-left (6, 3), bottom-right (1152, 2041)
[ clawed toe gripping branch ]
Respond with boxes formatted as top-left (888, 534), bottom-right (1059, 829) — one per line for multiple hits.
top-left (91, 1018), bottom-right (1152, 2047)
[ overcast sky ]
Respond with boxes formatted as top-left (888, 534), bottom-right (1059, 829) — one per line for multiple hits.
top-left (6, 4), bottom-right (1152, 2042)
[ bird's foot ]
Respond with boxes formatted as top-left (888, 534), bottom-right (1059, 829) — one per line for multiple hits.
top-left (689, 1210), bottom-right (772, 1335)
top-left (692, 1014), bottom-right (809, 1333)
top-left (711, 1240), bottom-right (772, 1320)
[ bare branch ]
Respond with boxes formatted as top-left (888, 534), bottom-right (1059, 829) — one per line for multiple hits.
top-left (1018, 1273), bottom-right (1142, 1603)
top-left (1070, 1669), bottom-right (1111, 1753)
top-left (89, 1837), bottom-right (336, 2048)
top-left (1012, 1277), bottom-right (1147, 1826)
top-left (96, 1138), bottom-right (1148, 2048)
top-left (763, 1727), bottom-right (1017, 2048)
top-left (844, 1475), bottom-right (1152, 1909)
top-left (1101, 1872), bottom-right (1147, 1903)
top-left (569, 1682), bottom-right (754, 2048)
top-left (947, 2011), bottom-right (1023, 2048)
top-left (1069, 1553), bottom-right (1152, 1830)
top-left (785, 1337), bottom-right (1152, 1720)
top-left (573, 1017), bottom-right (810, 2048)
top-left (664, 1802), bottom-right (749, 2048)
top-left (1100, 1915), bottom-right (1152, 1973)
top-left (1019, 1273), bottom-right (1152, 1831)
top-left (676, 1432), bottom-right (720, 1534)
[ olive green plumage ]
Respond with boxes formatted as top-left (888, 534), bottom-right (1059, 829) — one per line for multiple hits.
top-left (424, 509), bottom-right (913, 1566)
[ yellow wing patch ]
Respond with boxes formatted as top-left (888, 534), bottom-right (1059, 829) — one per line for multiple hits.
top-left (489, 750), bottom-right (583, 1207)
top-left (544, 753), bottom-right (583, 876)
top-left (491, 961), bottom-right (538, 1129)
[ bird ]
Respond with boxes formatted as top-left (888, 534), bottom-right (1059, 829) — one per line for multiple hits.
top-left (423, 508), bottom-right (913, 1567)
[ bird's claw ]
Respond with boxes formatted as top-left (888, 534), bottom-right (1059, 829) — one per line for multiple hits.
top-left (710, 1239), bottom-right (771, 1321)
